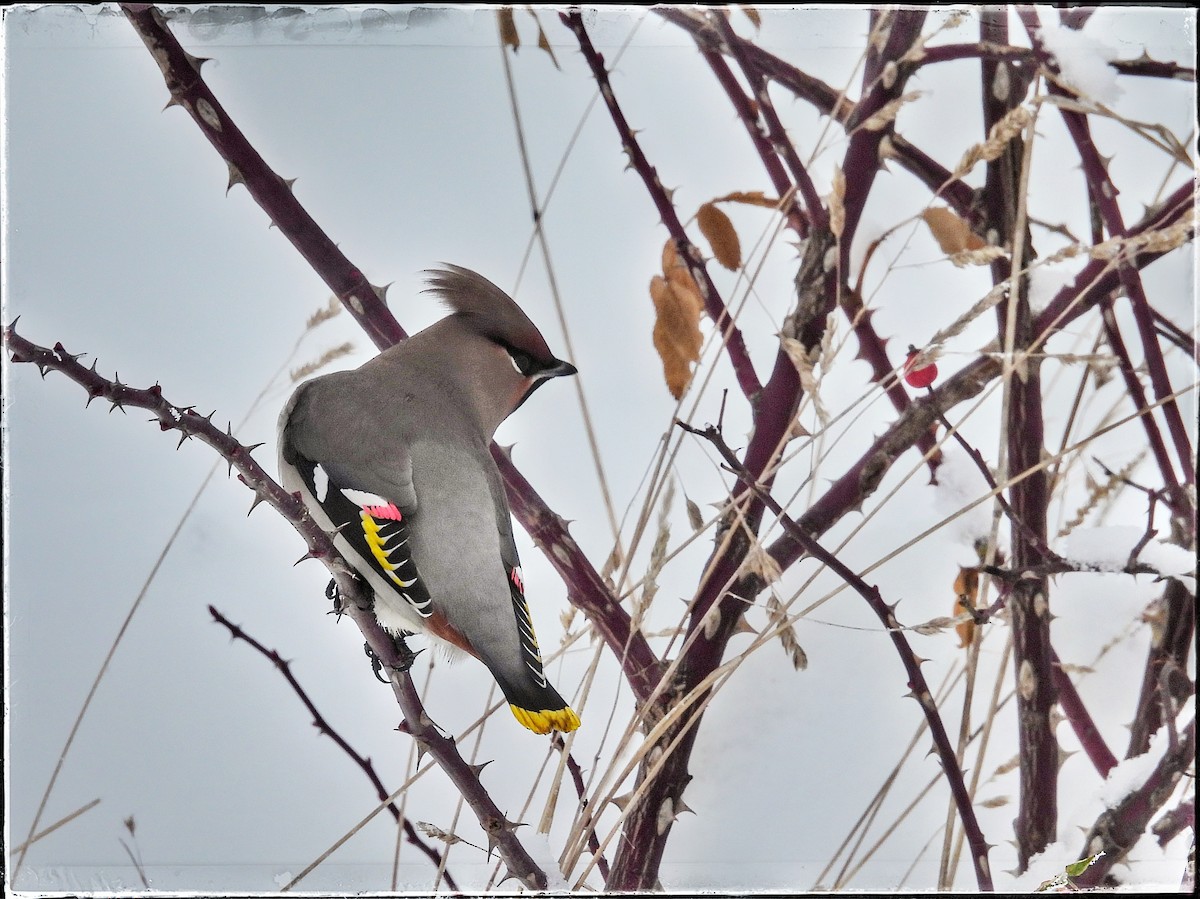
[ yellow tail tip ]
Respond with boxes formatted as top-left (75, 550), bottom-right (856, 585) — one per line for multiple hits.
top-left (510, 704), bottom-right (581, 734)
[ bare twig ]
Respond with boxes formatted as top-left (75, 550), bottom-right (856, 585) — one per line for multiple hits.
top-left (560, 10), bottom-right (763, 401)
top-left (117, 2), bottom-right (660, 706)
top-left (208, 606), bottom-right (458, 888)
top-left (551, 734), bottom-right (610, 881)
top-left (2, 327), bottom-right (549, 890)
top-left (676, 419), bottom-right (994, 891)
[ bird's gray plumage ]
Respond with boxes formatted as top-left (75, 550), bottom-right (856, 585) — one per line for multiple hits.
top-left (278, 265), bottom-right (579, 734)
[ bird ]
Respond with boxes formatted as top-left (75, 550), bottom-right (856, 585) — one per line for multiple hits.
top-left (278, 264), bottom-right (580, 734)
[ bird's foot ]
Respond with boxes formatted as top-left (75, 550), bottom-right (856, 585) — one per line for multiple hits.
top-left (326, 578), bottom-right (343, 618)
top-left (328, 574), bottom-right (374, 620)
top-left (363, 631), bottom-right (422, 683)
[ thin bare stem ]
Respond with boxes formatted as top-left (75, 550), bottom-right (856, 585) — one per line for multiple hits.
top-left (676, 419), bottom-right (994, 891)
top-left (208, 606), bottom-right (457, 887)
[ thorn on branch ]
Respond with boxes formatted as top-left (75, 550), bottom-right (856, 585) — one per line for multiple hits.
top-left (294, 549), bottom-right (325, 566)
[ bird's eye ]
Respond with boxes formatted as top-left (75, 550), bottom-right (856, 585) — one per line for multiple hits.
top-left (507, 347), bottom-right (535, 376)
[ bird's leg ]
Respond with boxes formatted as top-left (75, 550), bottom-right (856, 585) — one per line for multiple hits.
top-left (363, 641), bottom-right (390, 683)
top-left (326, 578), bottom-right (343, 618)
top-left (363, 631), bottom-right (422, 683)
top-left (324, 571), bottom-right (374, 619)
top-left (391, 631), bottom-right (421, 672)
top-left (327, 573), bottom-right (374, 620)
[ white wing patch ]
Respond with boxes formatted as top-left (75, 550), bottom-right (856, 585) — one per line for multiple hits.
top-left (313, 464), bottom-right (329, 502)
top-left (342, 487), bottom-right (391, 507)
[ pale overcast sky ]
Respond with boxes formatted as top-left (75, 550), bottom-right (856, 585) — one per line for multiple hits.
top-left (3, 4), bottom-right (1195, 893)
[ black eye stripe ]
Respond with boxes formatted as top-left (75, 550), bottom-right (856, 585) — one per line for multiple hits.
top-left (502, 343), bottom-right (539, 377)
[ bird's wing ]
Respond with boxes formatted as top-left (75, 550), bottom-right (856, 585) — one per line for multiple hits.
top-left (281, 379), bottom-right (432, 619)
top-left (285, 377), bottom-right (419, 512)
top-left (484, 459), bottom-right (580, 734)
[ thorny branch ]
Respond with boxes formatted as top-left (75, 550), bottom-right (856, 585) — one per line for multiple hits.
top-left (677, 420), bottom-right (995, 890)
top-left (12, 6), bottom-right (1195, 893)
top-left (118, 2), bottom-right (662, 708)
top-left (1074, 717), bottom-right (1196, 888)
top-left (551, 733), bottom-right (610, 881)
top-left (1, 326), bottom-right (551, 891)
top-left (207, 605), bottom-right (458, 890)
top-left (560, 9), bottom-right (764, 401)
top-left (567, 8), bottom-right (1194, 890)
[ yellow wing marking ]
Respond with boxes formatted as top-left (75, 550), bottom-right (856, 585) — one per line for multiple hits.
top-left (361, 512), bottom-right (417, 588)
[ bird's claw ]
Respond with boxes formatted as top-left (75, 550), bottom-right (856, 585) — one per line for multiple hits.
top-left (364, 641), bottom-right (390, 682)
top-left (326, 578), bottom-right (343, 618)
top-left (363, 632), bottom-right (423, 682)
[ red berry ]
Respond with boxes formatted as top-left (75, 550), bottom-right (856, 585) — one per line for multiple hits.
top-left (904, 349), bottom-right (938, 388)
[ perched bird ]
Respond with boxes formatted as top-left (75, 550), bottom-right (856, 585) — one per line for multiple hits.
top-left (278, 265), bottom-right (580, 734)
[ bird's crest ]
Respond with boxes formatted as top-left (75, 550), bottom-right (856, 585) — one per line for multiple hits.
top-left (423, 264), bottom-right (556, 362)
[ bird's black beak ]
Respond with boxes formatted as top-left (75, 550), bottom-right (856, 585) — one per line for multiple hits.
top-left (543, 358), bottom-right (578, 379)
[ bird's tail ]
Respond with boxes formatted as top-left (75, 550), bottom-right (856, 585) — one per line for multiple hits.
top-left (509, 703), bottom-right (580, 735)
top-left (504, 680), bottom-right (580, 734)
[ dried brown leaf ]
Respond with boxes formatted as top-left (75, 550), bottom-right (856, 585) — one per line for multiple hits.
top-left (497, 8), bottom-right (519, 51)
top-left (712, 190), bottom-right (782, 209)
top-left (740, 6), bottom-right (761, 28)
top-left (527, 8), bottom-right (559, 69)
top-left (650, 275), bottom-right (703, 399)
top-left (697, 202), bottom-right (742, 271)
top-left (661, 238), bottom-right (706, 322)
top-left (662, 235), bottom-right (681, 276)
top-left (667, 268), bottom-right (704, 313)
top-left (953, 566), bottom-right (980, 649)
top-left (661, 238), bottom-right (705, 303)
top-left (979, 796), bottom-right (1010, 809)
top-left (685, 496), bottom-right (704, 531)
top-left (922, 207), bottom-right (986, 255)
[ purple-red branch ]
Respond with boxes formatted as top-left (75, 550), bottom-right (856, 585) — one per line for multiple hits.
top-left (1074, 717), bottom-right (1195, 888)
top-left (710, 11), bottom-right (826, 230)
top-left (2, 326), bottom-right (550, 890)
top-left (678, 420), bottom-right (994, 890)
top-left (560, 10), bottom-right (763, 401)
top-left (655, 8), bottom-right (977, 218)
top-left (1019, 9), bottom-right (1195, 494)
top-left (208, 605), bottom-right (459, 889)
top-left (118, 2), bottom-right (660, 708)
